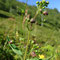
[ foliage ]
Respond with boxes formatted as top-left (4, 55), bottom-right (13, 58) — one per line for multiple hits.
top-left (0, 0), bottom-right (60, 60)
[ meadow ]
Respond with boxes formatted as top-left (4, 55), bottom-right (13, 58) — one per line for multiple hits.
top-left (0, 0), bottom-right (60, 60)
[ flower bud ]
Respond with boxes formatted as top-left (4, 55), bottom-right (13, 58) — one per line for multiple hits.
top-left (42, 0), bottom-right (46, 3)
top-left (8, 40), bottom-right (13, 44)
top-left (36, 1), bottom-right (39, 4)
top-left (46, 1), bottom-right (49, 4)
top-left (40, 1), bottom-right (42, 4)
top-left (43, 11), bottom-right (48, 15)
top-left (30, 18), bottom-right (35, 23)
top-left (30, 51), bottom-right (36, 57)
top-left (42, 7), bottom-right (45, 9)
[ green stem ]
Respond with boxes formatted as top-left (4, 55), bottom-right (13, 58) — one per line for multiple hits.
top-left (33, 9), bottom-right (40, 20)
top-left (19, 55), bottom-right (23, 60)
top-left (3, 39), bottom-right (8, 50)
top-left (24, 31), bottom-right (30, 60)
top-left (33, 10), bottom-right (39, 19)
top-left (28, 45), bottom-right (33, 58)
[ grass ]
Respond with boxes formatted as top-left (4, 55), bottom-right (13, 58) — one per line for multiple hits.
top-left (0, 10), bottom-right (60, 60)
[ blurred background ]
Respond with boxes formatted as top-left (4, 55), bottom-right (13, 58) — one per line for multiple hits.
top-left (0, 0), bottom-right (60, 60)
top-left (19, 0), bottom-right (60, 12)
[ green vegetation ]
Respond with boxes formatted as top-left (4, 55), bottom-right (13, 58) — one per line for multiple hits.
top-left (0, 0), bottom-right (60, 60)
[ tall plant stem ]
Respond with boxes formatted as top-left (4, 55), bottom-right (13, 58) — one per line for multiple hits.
top-left (24, 31), bottom-right (30, 60)
top-left (33, 9), bottom-right (40, 20)
top-left (33, 11), bottom-right (39, 19)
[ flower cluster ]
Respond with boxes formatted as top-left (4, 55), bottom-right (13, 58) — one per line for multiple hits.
top-left (36, 0), bottom-right (49, 15)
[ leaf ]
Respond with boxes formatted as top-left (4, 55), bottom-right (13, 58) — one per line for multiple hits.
top-left (7, 36), bottom-right (10, 41)
top-left (9, 44), bottom-right (22, 55)
top-left (12, 48), bottom-right (22, 55)
top-left (11, 44), bottom-right (18, 49)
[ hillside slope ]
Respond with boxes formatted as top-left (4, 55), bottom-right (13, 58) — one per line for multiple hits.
top-left (0, 1), bottom-right (60, 60)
